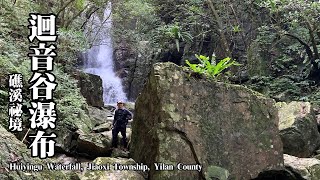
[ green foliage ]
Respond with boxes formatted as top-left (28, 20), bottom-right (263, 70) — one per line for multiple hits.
top-left (232, 25), bottom-right (241, 33)
top-left (247, 75), bottom-right (315, 101)
top-left (112, 0), bottom-right (160, 51)
top-left (0, 0), bottom-right (33, 37)
top-left (0, 55), bottom-right (31, 128)
top-left (159, 23), bottom-right (193, 51)
top-left (185, 54), bottom-right (240, 79)
top-left (0, 0), bottom-right (34, 127)
top-left (0, 90), bottom-right (6, 96)
top-left (53, 65), bottom-right (92, 131)
top-left (256, 0), bottom-right (320, 78)
top-left (75, 0), bottom-right (86, 11)
top-left (150, 0), bottom-right (209, 52)
top-left (56, 27), bottom-right (88, 71)
top-left (0, 0), bottom-right (92, 131)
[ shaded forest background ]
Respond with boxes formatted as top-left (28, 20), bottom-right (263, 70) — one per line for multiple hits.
top-left (0, 0), bottom-right (320, 129)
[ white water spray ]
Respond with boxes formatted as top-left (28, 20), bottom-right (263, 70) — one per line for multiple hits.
top-left (83, 3), bottom-right (127, 104)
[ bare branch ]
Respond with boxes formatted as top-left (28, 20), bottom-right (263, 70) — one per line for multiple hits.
top-left (65, 4), bottom-right (90, 29)
top-left (81, 7), bottom-right (100, 29)
top-left (206, 0), bottom-right (231, 57)
top-left (56, 0), bottom-right (76, 17)
top-left (284, 33), bottom-right (314, 62)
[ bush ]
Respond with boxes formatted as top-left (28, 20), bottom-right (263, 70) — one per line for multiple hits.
top-left (185, 54), bottom-right (240, 79)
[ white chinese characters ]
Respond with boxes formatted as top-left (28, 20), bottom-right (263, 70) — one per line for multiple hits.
top-left (8, 74), bottom-right (24, 132)
top-left (27, 13), bottom-right (58, 159)
top-left (28, 14), bottom-right (57, 42)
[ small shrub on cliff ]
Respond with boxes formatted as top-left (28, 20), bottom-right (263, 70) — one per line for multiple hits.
top-left (185, 54), bottom-right (240, 79)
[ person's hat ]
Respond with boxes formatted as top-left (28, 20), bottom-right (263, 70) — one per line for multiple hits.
top-left (117, 101), bottom-right (123, 104)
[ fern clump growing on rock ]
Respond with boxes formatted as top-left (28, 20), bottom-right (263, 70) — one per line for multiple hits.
top-left (185, 54), bottom-right (240, 79)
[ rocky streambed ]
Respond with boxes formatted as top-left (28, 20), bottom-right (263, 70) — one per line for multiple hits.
top-left (2, 63), bottom-right (320, 180)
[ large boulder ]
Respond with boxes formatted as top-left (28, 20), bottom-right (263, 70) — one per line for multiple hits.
top-left (111, 148), bottom-right (130, 158)
top-left (111, 5), bottom-right (157, 102)
top-left (73, 70), bottom-right (104, 107)
top-left (131, 62), bottom-right (283, 179)
top-left (50, 111), bottom-right (93, 155)
top-left (312, 103), bottom-right (320, 131)
top-left (76, 132), bottom-right (112, 158)
top-left (87, 106), bottom-right (113, 126)
top-left (277, 102), bottom-right (320, 157)
top-left (79, 157), bottom-right (146, 180)
top-left (92, 122), bottom-right (112, 133)
top-left (284, 154), bottom-right (320, 179)
top-left (76, 127), bottom-right (132, 158)
top-left (0, 124), bottom-right (68, 179)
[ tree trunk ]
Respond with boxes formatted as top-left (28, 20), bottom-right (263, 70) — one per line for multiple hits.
top-left (206, 0), bottom-right (231, 58)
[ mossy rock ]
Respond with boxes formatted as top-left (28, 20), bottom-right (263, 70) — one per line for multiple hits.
top-left (131, 62), bottom-right (283, 179)
top-left (0, 124), bottom-right (68, 180)
top-left (276, 101), bottom-right (320, 157)
top-left (77, 133), bottom-right (111, 158)
top-left (284, 154), bottom-right (320, 179)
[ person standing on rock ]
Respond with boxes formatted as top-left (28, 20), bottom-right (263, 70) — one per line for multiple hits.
top-left (112, 101), bottom-right (132, 150)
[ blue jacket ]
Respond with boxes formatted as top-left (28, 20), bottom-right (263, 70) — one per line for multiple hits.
top-left (113, 108), bottom-right (132, 127)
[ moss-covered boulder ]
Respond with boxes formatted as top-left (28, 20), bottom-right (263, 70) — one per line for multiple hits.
top-left (276, 102), bottom-right (320, 157)
top-left (92, 122), bottom-right (112, 133)
top-left (284, 154), bottom-right (320, 179)
top-left (72, 71), bottom-right (104, 107)
top-left (76, 133), bottom-right (112, 158)
top-left (111, 148), bottom-right (130, 158)
top-left (79, 157), bottom-right (145, 180)
top-left (131, 62), bottom-right (283, 179)
top-left (88, 106), bottom-right (113, 126)
top-left (77, 127), bottom-right (132, 158)
top-left (0, 124), bottom-right (68, 180)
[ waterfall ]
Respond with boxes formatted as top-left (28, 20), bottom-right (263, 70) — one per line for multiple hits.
top-left (82, 3), bottom-right (127, 105)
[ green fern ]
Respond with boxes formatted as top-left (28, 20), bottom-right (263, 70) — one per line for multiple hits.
top-left (166, 24), bottom-right (193, 52)
top-left (0, 90), bottom-right (7, 96)
top-left (185, 54), bottom-right (241, 79)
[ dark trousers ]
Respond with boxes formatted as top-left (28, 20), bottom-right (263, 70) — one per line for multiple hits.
top-left (112, 125), bottom-right (127, 148)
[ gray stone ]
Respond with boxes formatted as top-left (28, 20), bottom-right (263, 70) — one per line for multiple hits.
top-left (276, 102), bottom-right (320, 157)
top-left (88, 106), bottom-right (113, 126)
top-left (111, 148), bottom-right (130, 158)
top-left (284, 154), bottom-right (320, 179)
top-left (131, 62), bottom-right (284, 179)
top-left (76, 133), bottom-right (111, 158)
top-left (92, 122), bottom-right (112, 133)
top-left (72, 70), bottom-right (104, 107)
top-left (0, 124), bottom-right (68, 180)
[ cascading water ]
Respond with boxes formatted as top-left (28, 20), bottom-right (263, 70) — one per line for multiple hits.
top-left (82, 3), bottom-right (127, 104)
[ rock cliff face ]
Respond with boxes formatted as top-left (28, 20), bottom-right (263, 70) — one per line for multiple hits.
top-left (113, 38), bottom-right (155, 101)
top-left (73, 70), bottom-right (104, 107)
top-left (131, 62), bottom-right (283, 179)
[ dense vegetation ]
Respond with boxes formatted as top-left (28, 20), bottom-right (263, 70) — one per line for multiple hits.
top-left (113, 0), bottom-right (320, 102)
top-left (0, 0), bottom-right (101, 129)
